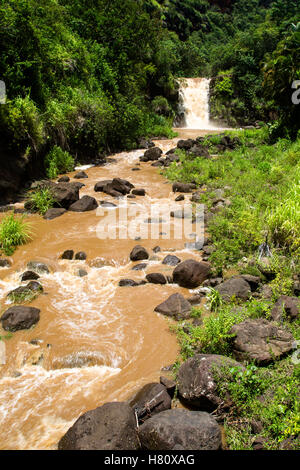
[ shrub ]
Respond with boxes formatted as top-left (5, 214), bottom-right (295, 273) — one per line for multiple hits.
top-left (45, 146), bottom-right (74, 179)
top-left (0, 214), bottom-right (32, 255)
top-left (27, 188), bottom-right (55, 215)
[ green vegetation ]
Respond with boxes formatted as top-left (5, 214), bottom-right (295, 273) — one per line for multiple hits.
top-left (167, 127), bottom-right (299, 449)
top-left (7, 289), bottom-right (39, 304)
top-left (0, 214), bottom-right (32, 256)
top-left (216, 360), bottom-right (300, 450)
top-left (45, 146), bottom-right (75, 179)
top-left (165, 128), bottom-right (300, 275)
top-left (27, 188), bottom-right (56, 215)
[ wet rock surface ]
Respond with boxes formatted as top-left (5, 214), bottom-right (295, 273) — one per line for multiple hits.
top-left (138, 409), bottom-right (222, 450)
top-left (0, 306), bottom-right (41, 332)
top-left (58, 402), bottom-right (140, 450)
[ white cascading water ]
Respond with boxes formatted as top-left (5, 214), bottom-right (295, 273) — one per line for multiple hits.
top-left (179, 77), bottom-right (214, 129)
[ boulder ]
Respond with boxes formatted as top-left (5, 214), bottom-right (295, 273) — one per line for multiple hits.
top-left (74, 171), bottom-right (88, 179)
top-left (27, 261), bottom-right (50, 274)
top-left (270, 295), bottom-right (299, 322)
top-left (111, 178), bottom-right (134, 195)
top-left (78, 269), bottom-right (88, 278)
top-left (131, 188), bottom-right (146, 196)
top-left (141, 147), bottom-right (162, 162)
top-left (162, 255), bottom-right (181, 266)
top-left (69, 195), bottom-right (98, 212)
top-left (173, 259), bottom-right (211, 288)
top-left (57, 176), bottom-right (70, 183)
top-left (119, 279), bottom-right (140, 287)
top-left (215, 277), bottom-right (251, 301)
top-left (94, 180), bottom-right (113, 192)
top-left (172, 182), bottom-right (197, 193)
top-left (43, 208), bottom-right (67, 220)
top-left (0, 258), bottom-right (11, 268)
top-left (51, 182), bottom-right (80, 209)
top-left (177, 139), bottom-right (194, 150)
top-left (154, 293), bottom-right (191, 320)
top-left (189, 145), bottom-right (210, 158)
top-left (160, 377), bottom-right (176, 397)
top-left (177, 354), bottom-right (244, 410)
top-left (58, 402), bottom-right (140, 450)
top-left (130, 245), bottom-right (149, 262)
top-left (129, 383), bottom-right (171, 424)
top-left (239, 274), bottom-right (261, 291)
top-left (21, 271), bottom-right (40, 282)
top-left (75, 252), bottom-right (87, 261)
top-left (0, 306), bottom-right (40, 332)
top-left (131, 263), bottom-right (147, 271)
top-left (230, 319), bottom-right (295, 365)
top-left (138, 409), bottom-right (222, 450)
top-left (146, 273), bottom-right (167, 285)
top-left (99, 201), bottom-right (117, 208)
top-left (175, 194), bottom-right (185, 202)
top-left (61, 250), bottom-right (74, 260)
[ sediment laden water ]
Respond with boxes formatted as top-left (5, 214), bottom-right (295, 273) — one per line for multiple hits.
top-left (0, 131), bottom-right (222, 450)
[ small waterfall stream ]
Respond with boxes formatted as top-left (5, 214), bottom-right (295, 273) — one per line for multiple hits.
top-left (178, 78), bottom-right (215, 130)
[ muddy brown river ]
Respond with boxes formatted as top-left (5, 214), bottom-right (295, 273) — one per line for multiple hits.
top-left (0, 130), bottom-right (217, 449)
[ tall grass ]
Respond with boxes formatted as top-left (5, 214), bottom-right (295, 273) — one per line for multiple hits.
top-left (0, 215), bottom-right (32, 255)
top-left (27, 188), bottom-right (55, 215)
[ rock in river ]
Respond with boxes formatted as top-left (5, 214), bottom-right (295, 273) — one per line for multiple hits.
top-left (154, 293), bottom-right (191, 320)
top-left (138, 409), bottom-right (222, 450)
top-left (173, 259), bottom-right (211, 288)
top-left (0, 306), bottom-right (40, 332)
top-left (58, 402), bottom-right (140, 450)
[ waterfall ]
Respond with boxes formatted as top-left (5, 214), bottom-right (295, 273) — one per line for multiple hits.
top-left (178, 78), bottom-right (213, 129)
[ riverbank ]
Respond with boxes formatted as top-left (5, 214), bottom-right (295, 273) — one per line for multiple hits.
top-left (163, 127), bottom-right (300, 450)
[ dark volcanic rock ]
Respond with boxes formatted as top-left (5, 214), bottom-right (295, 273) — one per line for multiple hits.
top-left (27, 261), bottom-right (50, 274)
top-left (43, 208), bottom-right (67, 220)
top-left (160, 377), bottom-right (176, 397)
top-left (162, 255), bottom-right (181, 266)
top-left (270, 295), bottom-right (299, 322)
top-left (141, 147), bottom-right (163, 162)
top-left (51, 182), bottom-right (80, 209)
top-left (58, 402), bottom-right (140, 450)
top-left (0, 306), bottom-right (40, 332)
top-left (177, 139), bottom-right (194, 150)
top-left (94, 180), bottom-right (113, 192)
top-left (172, 182), bottom-right (197, 193)
top-left (74, 171), bottom-right (88, 179)
top-left (173, 259), bottom-right (211, 288)
top-left (215, 277), bottom-right (251, 301)
top-left (230, 319), bottom-right (295, 365)
top-left (75, 252), bottom-right (87, 261)
top-left (21, 271), bottom-right (40, 282)
top-left (69, 195), bottom-right (98, 212)
top-left (154, 293), bottom-right (191, 320)
top-left (130, 245), bottom-right (149, 262)
top-left (119, 279), bottom-right (140, 287)
top-left (129, 383), bottom-right (171, 424)
top-left (131, 263), bottom-right (147, 271)
top-left (138, 409), bottom-right (222, 450)
top-left (131, 188), bottom-right (146, 196)
top-left (0, 259), bottom-right (11, 268)
top-left (177, 354), bottom-right (244, 410)
top-left (57, 176), bottom-right (70, 183)
top-left (111, 178), bottom-right (134, 195)
top-left (146, 273), bottom-right (167, 285)
top-left (61, 250), bottom-right (74, 260)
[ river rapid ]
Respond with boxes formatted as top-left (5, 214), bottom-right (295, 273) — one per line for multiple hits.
top-left (0, 129), bottom-right (219, 450)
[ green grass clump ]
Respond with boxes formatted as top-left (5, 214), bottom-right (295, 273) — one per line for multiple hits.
top-left (27, 188), bottom-right (56, 215)
top-left (7, 289), bottom-right (38, 304)
top-left (0, 215), bottom-right (32, 256)
top-left (45, 146), bottom-right (75, 179)
top-left (216, 359), bottom-right (300, 450)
